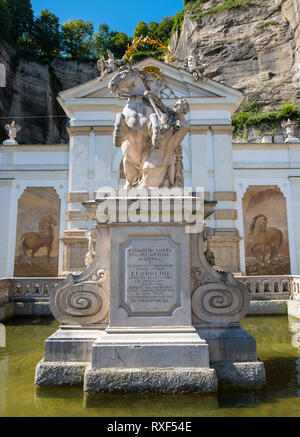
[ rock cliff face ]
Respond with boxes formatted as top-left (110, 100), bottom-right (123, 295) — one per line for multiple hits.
top-left (170, 0), bottom-right (300, 110)
top-left (0, 0), bottom-right (299, 144)
top-left (0, 41), bottom-right (98, 144)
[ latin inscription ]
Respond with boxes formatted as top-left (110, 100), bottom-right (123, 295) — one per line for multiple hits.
top-left (124, 238), bottom-right (179, 314)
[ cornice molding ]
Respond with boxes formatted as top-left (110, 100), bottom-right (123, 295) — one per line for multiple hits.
top-left (190, 125), bottom-right (210, 134)
top-left (93, 126), bottom-right (114, 135)
top-left (211, 125), bottom-right (235, 135)
top-left (67, 126), bottom-right (92, 136)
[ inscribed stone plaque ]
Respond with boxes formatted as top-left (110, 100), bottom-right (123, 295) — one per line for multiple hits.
top-left (122, 237), bottom-right (181, 315)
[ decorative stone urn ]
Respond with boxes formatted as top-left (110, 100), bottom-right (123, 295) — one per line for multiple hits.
top-left (3, 121), bottom-right (21, 145)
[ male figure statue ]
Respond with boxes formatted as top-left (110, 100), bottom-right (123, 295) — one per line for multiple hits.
top-left (184, 49), bottom-right (207, 81)
top-left (97, 50), bottom-right (124, 81)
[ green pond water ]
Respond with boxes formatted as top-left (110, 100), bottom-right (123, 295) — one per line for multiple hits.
top-left (1, 315), bottom-right (300, 417)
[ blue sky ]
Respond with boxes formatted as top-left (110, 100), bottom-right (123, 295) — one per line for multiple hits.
top-left (31, 0), bottom-right (184, 36)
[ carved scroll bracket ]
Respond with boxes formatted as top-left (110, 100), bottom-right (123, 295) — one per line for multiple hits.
top-left (50, 227), bottom-right (109, 326)
top-left (191, 227), bottom-right (250, 324)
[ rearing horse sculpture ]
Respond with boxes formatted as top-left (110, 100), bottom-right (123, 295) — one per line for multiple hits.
top-left (108, 66), bottom-right (162, 188)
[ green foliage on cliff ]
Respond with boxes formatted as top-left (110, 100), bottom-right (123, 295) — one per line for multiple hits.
top-left (61, 20), bottom-right (94, 59)
top-left (232, 102), bottom-right (300, 133)
top-left (172, 11), bottom-right (185, 34)
top-left (0, 0), bottom-right (256, 64)
top-left (239, 99), bottom-right (262, 114)
top-left (0, 0), bottom-right (188, 63)
top-left (0, 1), bottom-right (184, 63)
top-left (5, 0), bottom-right (34, 44)
top-left (130, 16), bottom-right (177, 62)
top-left (0, 0), bottom-right (12, 41)
top-left (133, 17), bottom-right (176, 44)
top-left (256, 20), bottom-right (279, 30)
top-left (108, 32), bottom-right (132, 59)
top-left (31, 10), bottom-right (61, 61)
top-left (185, 0), bottom-right (254, 20)
top-left (94, 24), bottom-right (132, 60)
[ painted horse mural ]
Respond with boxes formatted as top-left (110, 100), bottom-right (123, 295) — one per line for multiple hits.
top-left (20, 215), bottom-right (57, 259)
top-left (249, 214), bottom-right (283, 262)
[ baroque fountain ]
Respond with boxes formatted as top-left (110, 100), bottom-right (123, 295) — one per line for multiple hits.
top-left (35, 40), bottom-right (265, 393)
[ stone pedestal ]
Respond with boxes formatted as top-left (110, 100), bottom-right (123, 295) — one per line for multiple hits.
top-left (35, 195), bottom-right (265, 392)
top-left (61, 229), bottom-right (88, 275)
top-left (2, 140), bottom-right (18, 146)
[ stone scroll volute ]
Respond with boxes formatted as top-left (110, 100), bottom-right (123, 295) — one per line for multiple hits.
top-left (190, 228), bottom-right (250, 324)
top-left (50, 227), bottom-right (110, 326)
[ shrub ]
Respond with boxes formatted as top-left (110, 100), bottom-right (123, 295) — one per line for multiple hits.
top-left (256, 20), bottom-right (279, 30)
top-left (279, 103), bottom-right (299, 119)
top-left (186, 0), bottom-right (255, 20)
top-left (240, 99), bottom-right (262, 114)
top-left (232, 103), bottom-right (300, 135)
top-left (0, 0), bottom-right (12, 42)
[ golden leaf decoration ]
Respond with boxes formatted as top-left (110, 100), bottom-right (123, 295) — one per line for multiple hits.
top-left (125, 36), bottom-right (175, 63)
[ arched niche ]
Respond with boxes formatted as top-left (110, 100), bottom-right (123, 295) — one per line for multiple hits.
top-left (14, 187), bottom-right (61, 277)
top-left (242, 185), bottom-right (291, 275)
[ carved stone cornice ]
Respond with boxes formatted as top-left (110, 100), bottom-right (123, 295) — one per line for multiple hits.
top-left (66, 210), bottom-right (89, 222)
top-left (289, 176), bottom-right (300, 184)
top-left (93, 126), bottom-right (114, 135)
top-left (214, 191), bottom-right (237, 201)
top-left (67, 126), bottom-right (92, 136)
top-left (67, 191), bottom-right (90, 203)
top-left (211, 125), bottom-right (235, 135)
top-left (214, 209), bottom-right (237, 220)
top-left (191, 125), bottom-right (210, 134)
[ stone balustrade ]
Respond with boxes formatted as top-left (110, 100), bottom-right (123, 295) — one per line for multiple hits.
top-left (11, 278), bottom-right (63, 300)
top-left (236, 275), bottom-right (300, 300)
top-left (0, 278), bottom-right (11, 306)
top-left (291, 276), bottom-right (300, 301)
top-left (0, 277), bottom-right (63, 303)
top-left (1, 276), bottom-right (300, 307)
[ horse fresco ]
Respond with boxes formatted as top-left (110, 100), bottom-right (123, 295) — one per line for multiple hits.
top-left (20, 215), bottom-right (57, 260)
top-left (249, 214), bottom-right (283, 263)
top-left (242, 186), bottom-right (291, 275)
top-left (14, 187), bottom-right (60, 277)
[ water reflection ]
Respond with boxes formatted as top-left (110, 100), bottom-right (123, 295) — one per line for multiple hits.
top-left (0, 355), bottom-right (8, 415)
top-left (83, 393), bottom-right (218, 417)
top-left (2, 316), bottom-right (300, 417)
top-left (217, 387), bottom-right (266, 410)
top-left (288, 316), bottom-right (300, 398)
